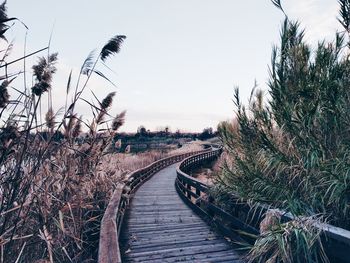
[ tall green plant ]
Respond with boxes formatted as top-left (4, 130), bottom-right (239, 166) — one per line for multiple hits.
top-left (216, 1), bottom-right (350, 262)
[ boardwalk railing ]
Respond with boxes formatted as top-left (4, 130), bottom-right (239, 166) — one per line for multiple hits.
top-left (175, 148), bottom-right (258, 244)
top-left (98, 148), bottom-right (210, 263)
top-left (176, 148), bottom-right (350, 263)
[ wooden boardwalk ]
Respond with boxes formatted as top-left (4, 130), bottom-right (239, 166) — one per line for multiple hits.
top-left (120, 164), bottom-right (244, 263)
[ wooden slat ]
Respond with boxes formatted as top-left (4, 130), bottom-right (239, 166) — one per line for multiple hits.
top-left (125, 244), bottom-right (234, 260)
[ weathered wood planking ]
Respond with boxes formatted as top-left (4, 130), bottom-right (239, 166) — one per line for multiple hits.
top-left (120, 164), bottom-right (244, 263)
top-left (98, 150), bottom-right (209, 263)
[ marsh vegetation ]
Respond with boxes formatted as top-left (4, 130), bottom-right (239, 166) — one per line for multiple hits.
top-left (214, 0), bottom-right (350, 262)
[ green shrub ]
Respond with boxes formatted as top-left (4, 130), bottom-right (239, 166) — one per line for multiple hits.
top-left (216, 1), bottom-right (350, 262)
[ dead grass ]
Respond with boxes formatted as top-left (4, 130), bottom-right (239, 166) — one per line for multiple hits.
top-left (0, 7), bottom-right (130, 260)
top-left (0, 4), bottom-right (204, 262)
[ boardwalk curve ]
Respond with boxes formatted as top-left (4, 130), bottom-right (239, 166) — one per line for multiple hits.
top-left (120, 163), bottom-right (244, 262)
top-left (99, 148), bottom-right (350, 263)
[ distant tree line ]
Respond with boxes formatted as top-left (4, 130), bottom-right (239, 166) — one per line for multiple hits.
top-left (132, 125), bottom-right (217, 140)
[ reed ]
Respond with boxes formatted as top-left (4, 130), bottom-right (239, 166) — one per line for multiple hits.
top-left (0, 2), bottom-right (136, 261)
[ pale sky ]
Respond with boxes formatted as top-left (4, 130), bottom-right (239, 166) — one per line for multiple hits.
top-left (3, 1), bottom-right (339, 132)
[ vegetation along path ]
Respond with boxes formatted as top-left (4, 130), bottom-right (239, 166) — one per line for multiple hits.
top-left (120, 163), bottom-right (244, 262)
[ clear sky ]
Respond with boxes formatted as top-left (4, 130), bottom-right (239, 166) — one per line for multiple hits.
top-left (3, 0), bottom-right (339, 132)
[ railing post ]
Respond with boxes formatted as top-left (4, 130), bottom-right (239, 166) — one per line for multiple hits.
top-left (196, 188), bottom-right (200, 198)
top-left (187, 183), bottom-right (192, 199)
top-left (207, 196), bottom-right (215, 218)
top-left (196, 187), bottom-right (201, 207)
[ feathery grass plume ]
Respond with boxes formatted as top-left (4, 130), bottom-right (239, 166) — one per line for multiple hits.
top-left (31, 53), bottom-right (58, 96)
top-left (96, 92), bottom-right (116, 124)
top-left (32, 53), bottom-right (58, 82)
top-left (81, 50), bottom-right (95, 75)
top-left (112, 110), bottom-right (126, 131)
top-left (0, 1), bottom-right (18, 41)
top-left (45, 108), bottom-right (55, 129)
top-left (0, 1), bottom-right (8, 40)
top-left (0, 1), bottom-right (26, 41)
top-left (63, 114), bottom-right (77, 138)
top-left (101, 91), bottom-right (115, 110)
top-left (32, 81), bottom-right (50, 96)
top-left (89, 120), bottom-right (96, 137)
top-left (0, 79), bottom-right (10, 107)
top-left (72, 115), bottom-right (82, 138)
top-left (0, 124), bottom-right (19, 146)
top-left (100, 35), bottom-right (126, 62)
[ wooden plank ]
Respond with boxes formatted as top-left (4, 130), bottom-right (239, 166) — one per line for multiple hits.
top-left (124, 234), bottom-right (221, 246)
top-left (124, 221), bottom-right (203, 231)
top-left (126, 218), bottom-right (201, 225)
top-left (127, 211), bottom-right (198, 217)
top-left (127, 210), bottom-right (199, 218)
top-left (122, 223), bottom-right (205, 232)
top-left (127, 251), bottom-right (243, 263)
top-left (122, 230), bottom-right (218, 241)
top-left (127, 236), bottom-right (223, 249)
top-left (124, 243), bottom-right (234, 260)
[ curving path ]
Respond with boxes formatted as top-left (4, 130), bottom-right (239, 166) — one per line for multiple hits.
top-left (120, 163), bottom-right (244, 263)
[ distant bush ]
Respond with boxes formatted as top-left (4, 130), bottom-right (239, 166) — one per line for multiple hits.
top-left (198, 127), bottom-right (216, 140)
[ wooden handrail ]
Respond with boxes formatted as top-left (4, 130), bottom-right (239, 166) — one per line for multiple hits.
top-left (98, 185), bottom-right (124, 263)
top-left (176, 148), bottom-right (350, 263)
top-left (98, 148), bottom-right (210, 263)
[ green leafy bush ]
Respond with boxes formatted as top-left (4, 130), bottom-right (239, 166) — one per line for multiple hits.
top-left (216, 1), bottom-right (350, 262)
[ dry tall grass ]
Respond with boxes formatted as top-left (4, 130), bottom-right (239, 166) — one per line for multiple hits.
top-left (0, 2), bottom-right (137, 261)
top-left (0, 17), bottom-right (201, 260)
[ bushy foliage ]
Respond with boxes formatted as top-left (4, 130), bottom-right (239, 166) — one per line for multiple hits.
top-left (248, 212), bottom-right (327, 263)
top-left (216, 1), bottom-right (350, 262)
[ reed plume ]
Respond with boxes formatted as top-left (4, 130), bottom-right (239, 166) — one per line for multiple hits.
top-left (72, 115), bottom-right (82, 138)
top-left (101, 91), bottom-right (115, 109)
top-left (112, 110), bottom-right (126, 131)
top-left (45, 108), bottom-right (55, 130)
top-left (96, 92), bottom-right (115, 124)
top-left (100, 35), bottom-right (126, 62)
top-left (0, 79), bottom-right (9, 108)
top-left (31, 53), bottom-right (58, 96)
